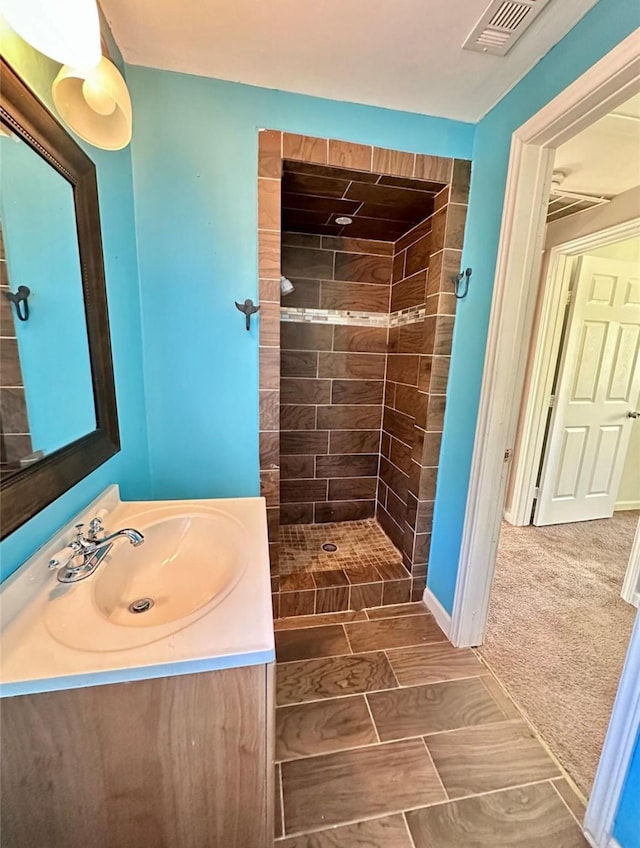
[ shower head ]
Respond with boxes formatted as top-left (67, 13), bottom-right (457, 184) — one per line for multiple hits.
top-left (281, 276), bottom-right (295, 296)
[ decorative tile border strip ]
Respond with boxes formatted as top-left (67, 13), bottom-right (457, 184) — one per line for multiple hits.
top-left (280, 306), bottom-right (388, 327)
top-left (391, 306), bottom-right (428, 328)
top-left (280, 304), bottom-right (428, 328)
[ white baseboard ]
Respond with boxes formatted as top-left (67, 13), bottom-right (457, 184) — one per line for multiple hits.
top-left (615, 500), bottom-right (640, 512)
top-left (503, 507), bottom-right (517, 526)
top-left (423, 587), bottom-right (452, 639)
top-left (583, 830), bottom-right (621, 848)
top-left (585, 833), bottom-right (624, 848)
top-left (625, 592), bottom-right (640, 609)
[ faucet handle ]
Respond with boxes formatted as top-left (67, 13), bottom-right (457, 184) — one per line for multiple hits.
top-left (88, 516), bottom-right (104, 541)
top-left (48, 539), bottom-right (82, 570)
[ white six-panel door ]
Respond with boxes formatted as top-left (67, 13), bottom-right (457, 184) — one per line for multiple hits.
top-left (534, 255), bottom-right (640, 526)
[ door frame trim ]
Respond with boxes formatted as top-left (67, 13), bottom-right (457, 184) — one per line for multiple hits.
top-left (507, 218), bottom-right (640, 527)
top-left (584, 610), bottom-right (640, 847)
top-left (621, 519), bottom-right (640, 608)
top-left (450, 27), bottom-right (640, 848)
top-left (450, 22), bottom-right (640, 644)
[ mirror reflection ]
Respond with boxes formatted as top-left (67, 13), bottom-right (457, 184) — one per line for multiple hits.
top-left (0, 130), bottom-right (96, 481)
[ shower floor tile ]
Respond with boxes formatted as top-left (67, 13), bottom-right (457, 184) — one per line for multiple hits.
top-left (279, 519), bottom-right (402, 575)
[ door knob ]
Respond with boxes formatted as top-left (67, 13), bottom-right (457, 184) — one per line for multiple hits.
top-left (629, 411), bottom-right (640, 419)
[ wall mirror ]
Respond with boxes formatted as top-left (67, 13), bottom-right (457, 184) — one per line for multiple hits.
top-left (0, 57), bottom-right (119, 539)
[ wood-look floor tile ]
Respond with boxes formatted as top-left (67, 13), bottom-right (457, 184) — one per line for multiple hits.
top-left (345, 615), bottom-right (445, 653)
top-left (350, 582), bottom-right (383, 610)
top-left (366, 601), bottom-right (427, 619)
top-left (281, 739), bottom-right (446, 833)
top-left (275, 610), bottom-right (367, 631)
top-left (367, 677), bottom-right (506, 741)
top-left (276, 695), bottom-right (377, 761)
top-left (275, 621), bottom-right (350, 662)
top-left (315, 586), bottom-right (350, 614)
top-left (406, 782), bottom-right (589, 847)
top-left (551, 778), bottom-right (586, 825)
top-left (277, 813), bottom-right (413, 847)
top-left (343, 566), bottom-right (382, 584)
top-left (375, 561), bottom-right (411, 580)
top-left (276, 625), bottom-right (351, 663)
top-left (386, 642), bottom-right (484, 686)
top-left (280, 573), bottom-right (315, 591)
top-left (313, 570), bottom-right (348, 588)
top-left (280, 590), bottom-right (316, 619)
top-left (381, 580), bottom-right (412, 605)
top-left (426, 720), bottom-right (560, 799)
top-left (277, 652), bottom-right (397, 705)
top-left (479, 673), bottom-right (521, 719)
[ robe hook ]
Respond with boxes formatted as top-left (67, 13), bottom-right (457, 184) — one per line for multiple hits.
top-left (3, 285), bottom-right (31, 321)
top-left (235, 298), bottom-right (260, 331)
top-left (453, 268), bottom-right (472, 299)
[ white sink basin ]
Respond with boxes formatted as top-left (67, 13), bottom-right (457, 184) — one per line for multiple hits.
top-left (0, 489), bottom-right (274, 696)
top-left (44, 505), bottom-right (249, 651)
top-left (94, 512), bottom-right (244, 628)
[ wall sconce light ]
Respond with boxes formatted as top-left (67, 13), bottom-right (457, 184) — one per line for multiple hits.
top-left (52, 56), bottom-right (133, 151)
top-left (0, 0), bottom-right (101, 69)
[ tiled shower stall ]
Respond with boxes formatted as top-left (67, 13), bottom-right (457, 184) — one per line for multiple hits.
top-left (257, 132), bottom-right (470, 618)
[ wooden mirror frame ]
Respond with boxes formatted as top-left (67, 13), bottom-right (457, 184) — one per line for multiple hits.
top-left (0, 57), bottom-right (120, 539)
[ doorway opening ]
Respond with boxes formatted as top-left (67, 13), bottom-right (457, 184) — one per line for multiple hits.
top-left (482, 97), bottom-right (640, 796)
top-left (450, 30), bottom-right (640, 848)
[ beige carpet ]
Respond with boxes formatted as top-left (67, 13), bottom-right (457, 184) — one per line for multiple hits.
top-left (479, 511), bottom-right (638, 797)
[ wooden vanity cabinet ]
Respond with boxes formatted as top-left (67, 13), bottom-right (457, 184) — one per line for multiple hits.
top-left (1, 663), bottom-right (275, 847)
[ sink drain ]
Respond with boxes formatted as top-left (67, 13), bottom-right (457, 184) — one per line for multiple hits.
top-left (322, 543), bottom-right (338, 553)
top-left (128, 597), bottom-right (154, 614)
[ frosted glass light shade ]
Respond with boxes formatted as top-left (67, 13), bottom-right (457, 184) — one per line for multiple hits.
top-left (0, 0), bottom-right (101, 68)
top-left (52, 57), bottom-right (132, 151)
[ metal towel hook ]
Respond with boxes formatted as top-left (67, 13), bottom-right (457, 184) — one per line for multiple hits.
top-left (3, 285), bottom-right (31, 321)
top-left (452, 268), bottom-right (472, 300)
top-left (235, 298), bottom-right (260, 331)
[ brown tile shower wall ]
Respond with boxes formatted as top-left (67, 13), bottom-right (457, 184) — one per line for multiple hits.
top-left (258, 130), bottom-right (283, 591)
top-left (280, 233), bottom-right (393, 525)
top-left (379, 160), bottom-right (471, 601)
top-left (257, 129), bottom-right (471, 616)
top-left (0, 222), bottom-right (32, 474)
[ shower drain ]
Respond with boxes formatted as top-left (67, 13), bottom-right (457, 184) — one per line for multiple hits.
top-left (128, 597), bottom-right (154, 614)
top-left (321, 543), bottom-right (338, 553)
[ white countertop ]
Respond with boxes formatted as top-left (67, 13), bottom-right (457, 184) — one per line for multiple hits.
top-left (0, 487), bottom-right (275, 697)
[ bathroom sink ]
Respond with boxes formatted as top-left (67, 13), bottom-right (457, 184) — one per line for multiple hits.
top-left (43, 504), bottom-right (250, 652)
top-left (93, 513), bottom-right (242, 627)
top-left (0, 490), bottom-right (274, 697)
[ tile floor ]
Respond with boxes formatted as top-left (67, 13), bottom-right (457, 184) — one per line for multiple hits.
top-left (273, 603), bottom-right (589, 847)
top-left (277, 559), bottom-right (412, 620)
top-left (279, 519), bottom-right (402, 575)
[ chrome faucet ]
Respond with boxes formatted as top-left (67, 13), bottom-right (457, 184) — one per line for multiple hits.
top-left (48, 517), bottom-right (145, 583)
top-left (92, 527), bottom-right (145, 547)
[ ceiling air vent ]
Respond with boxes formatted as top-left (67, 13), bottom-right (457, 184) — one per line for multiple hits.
top-left (463, 0), bottom-right (552, 56)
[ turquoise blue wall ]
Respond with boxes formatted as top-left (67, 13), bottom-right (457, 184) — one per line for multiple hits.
top-left (1, 134), bottom-right (95, 454)
top-left (126, 68), bottom-right (474, 499)
top-left (0, 3), bottom-right (635, 611)
top-left (0, 28), bottom-right (150, 581)
top-left (426, 0), bottom-right (640, 613)
top-left (1, 3), bottom-right (638, 837)
top-left (614, 729), bottom-right (640, 848)
top-left (128, 0), bottom-right (639, 593)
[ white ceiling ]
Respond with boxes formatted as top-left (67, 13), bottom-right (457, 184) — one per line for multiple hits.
top-left (553, 93), bottom-right (640, 197)
top-left (100, 0), bottom-right (599, 123)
